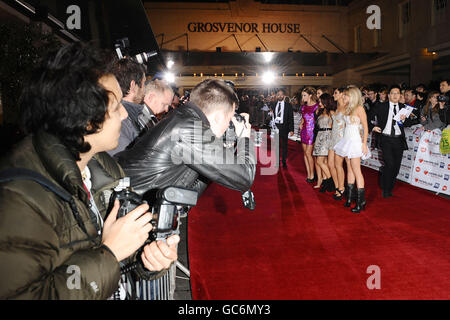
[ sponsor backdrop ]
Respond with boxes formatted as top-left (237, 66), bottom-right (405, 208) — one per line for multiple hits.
top-left (361, 126), bottom-right (450, 196)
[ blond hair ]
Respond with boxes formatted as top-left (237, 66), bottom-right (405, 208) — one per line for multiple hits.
top-left (344, 87), bottom-right (364, 115)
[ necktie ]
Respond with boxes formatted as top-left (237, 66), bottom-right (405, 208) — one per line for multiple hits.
top-left (391, 104), bottom-right (397, 136)
top-left (277, 102), bottom-right (282, 118)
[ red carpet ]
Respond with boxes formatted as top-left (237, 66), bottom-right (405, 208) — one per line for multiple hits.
top-left (188, 137), bottom-right (450, 300)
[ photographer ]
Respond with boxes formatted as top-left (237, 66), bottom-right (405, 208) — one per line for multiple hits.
top-left (141, 79), bottom-right (174, 130)
top-left (107, 57), bottom-right (147, 156)
top-left (0, 44), bottom-right (178, 299)
top-left (116, 79), bottom-right (256, 199)
top-left (439, 80), bottom-right (450, 126)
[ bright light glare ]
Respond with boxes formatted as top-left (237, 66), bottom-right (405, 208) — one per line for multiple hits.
top-left (262, 71), bottom-right (275, 84)
top-left (263, 52), bottom-right (274, 63)
top-left (167, 60), bottom-right (175, 69)
top-left (164, 72), bottom-right (175, 83)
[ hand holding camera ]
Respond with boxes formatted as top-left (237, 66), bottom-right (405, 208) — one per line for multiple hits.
top-left (105, 180), bottom-right (198, 274)
top-left (141, 235), bottom-right (180, 271)
top-left (102, 201), bottom-right (152, 262)
top-left (231, 112), bottom-right (251, 138)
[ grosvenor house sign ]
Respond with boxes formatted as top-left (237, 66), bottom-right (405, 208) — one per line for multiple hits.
top-left (187, 22), bottom-right (301, 34)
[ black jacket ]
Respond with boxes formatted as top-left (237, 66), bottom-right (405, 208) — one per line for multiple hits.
top-left (439, 92), bottom-right (450, 125)
top-left (116, 102), bottom-right (256, 198)
top-left (368, 101), bottom-right (409, 150)
top-left (270, 101), bottom-right (294, 133)
top-left (439, 106), bottom-right (450, 126)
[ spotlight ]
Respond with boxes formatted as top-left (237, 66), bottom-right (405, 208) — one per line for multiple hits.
top-left (263, 52), bottom-right (274, 63)
top-left (262, 71), bottom-right (275, 84)
top-left (164, 72), bottom-right (175, 83)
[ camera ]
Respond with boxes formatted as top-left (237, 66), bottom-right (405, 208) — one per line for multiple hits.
top-left (109, 179), bottom-right (198, 282)
top-left (228, 112), bottom-right (246, 132)
top-left (111, 177), bottom-right (143, 218)
top-left (109, 178), bottom-right (198, 241)
top-left (114, 37), bottom-right (158, 64)
top-left (179, 90), bottom-right (191, 106)
top-left (437, 95), bottom-right (449, 103)
top-left (151, 186), bottom-right (198, 240)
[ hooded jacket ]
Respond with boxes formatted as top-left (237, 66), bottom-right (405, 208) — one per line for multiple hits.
top-left (0, 131), bottom-right (123, 299)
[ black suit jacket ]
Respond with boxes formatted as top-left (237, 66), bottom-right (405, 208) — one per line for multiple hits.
top-left (368, 101), bottom-right (409, 150)
top-left (271, 101), bottom-right (294, 134)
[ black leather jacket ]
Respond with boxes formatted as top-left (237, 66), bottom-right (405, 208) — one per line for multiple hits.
top-left (115, 102), bottom-right (256, 198)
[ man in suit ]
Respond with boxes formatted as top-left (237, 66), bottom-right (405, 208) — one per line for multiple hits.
top-left (271, 89), bottom-right (294, 168)
top-left (369, 85), bottom-right (408, 198)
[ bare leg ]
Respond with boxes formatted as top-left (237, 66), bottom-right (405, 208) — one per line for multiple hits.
top-left (314, 156), bottom-right (322, 188)
top-left (305, 144), bottom-right (315, 180)
top-left (328, 150), bottom-right (339, 195)
top-left (345, 157), bottom-right (355, 185)
top-left (317, 156), bottom-right (331, 178)
top-left (302, 143), bottom-right (312, 179)
top-left (335, 154), bottom-right (346, 191)
top-left (350, 157), bottom-right (365, 188)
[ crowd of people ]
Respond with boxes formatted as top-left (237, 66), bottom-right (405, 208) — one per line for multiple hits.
top-left (0, 41), bottom-right (449, 300)
top-left (0, 43), bottom-right (255, 300)
top-left (237, 80), bottom-right (450, 213)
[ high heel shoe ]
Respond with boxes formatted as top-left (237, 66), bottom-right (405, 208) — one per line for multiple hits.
top-left (327, 179), bottom-right (336, 193)
top-left (351, 188), bottom-right (366, 213)
top-left (333, 188), bottom-right (345, 200)
top-left (319, 178), bottom-right (330, 193)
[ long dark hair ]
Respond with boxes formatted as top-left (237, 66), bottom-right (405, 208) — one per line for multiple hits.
top-left (19, 43), bottom-right (114, 160)
top-left (318, 93), bottom-right (337, 116)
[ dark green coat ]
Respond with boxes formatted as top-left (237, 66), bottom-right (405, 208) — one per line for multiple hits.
top-left (0, 131), bottom-right (123, 299)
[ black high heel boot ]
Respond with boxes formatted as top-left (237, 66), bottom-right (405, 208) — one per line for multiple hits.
top-left (344, 184), bottom-right (355, 207)
top-left (351, 188), bottom-right (366, 213)
top-left (319, 178), bottom-right (330, 193)
top-left (327, 179), bottom-right (336, 192)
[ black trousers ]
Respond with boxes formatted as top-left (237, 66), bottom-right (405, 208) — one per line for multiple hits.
top-left (276, 124), bottom-right (289, 165)
top-left (380, 135), bottom-right (404, 192)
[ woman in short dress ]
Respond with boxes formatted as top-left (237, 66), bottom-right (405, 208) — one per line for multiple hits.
top-left (300, 87), bottom-right (319, 182)
top-left (313, 93), bottom-right (336, 192)
top-left (329, 87), bottom-right (347, 200)
top-left (334, 87), bottom-right (369, 213)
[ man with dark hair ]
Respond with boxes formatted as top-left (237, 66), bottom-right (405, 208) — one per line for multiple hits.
top-left (270, 88), bottom-right (294, 168)
top-left (369, 85), bottom-right (409, 198)
top-left (415, 83), bottom-right (427, 93)
top-left (364, 86), bottom-right (379, 113)
top-left (116, 78), bottom-right (255, 198)
top-left (107, 57), bottom-right (147, 156)
top-left (0, 43), bottom-right (179, 299)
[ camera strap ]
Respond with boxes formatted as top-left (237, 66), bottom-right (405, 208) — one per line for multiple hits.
top-left (0, 167), bottom-right (89, 236)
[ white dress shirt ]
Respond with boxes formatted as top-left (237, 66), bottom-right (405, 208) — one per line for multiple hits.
top-left (382, 101), bottom-right (401, 136)
top-left (275, 100), bottom-right (285, 124)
